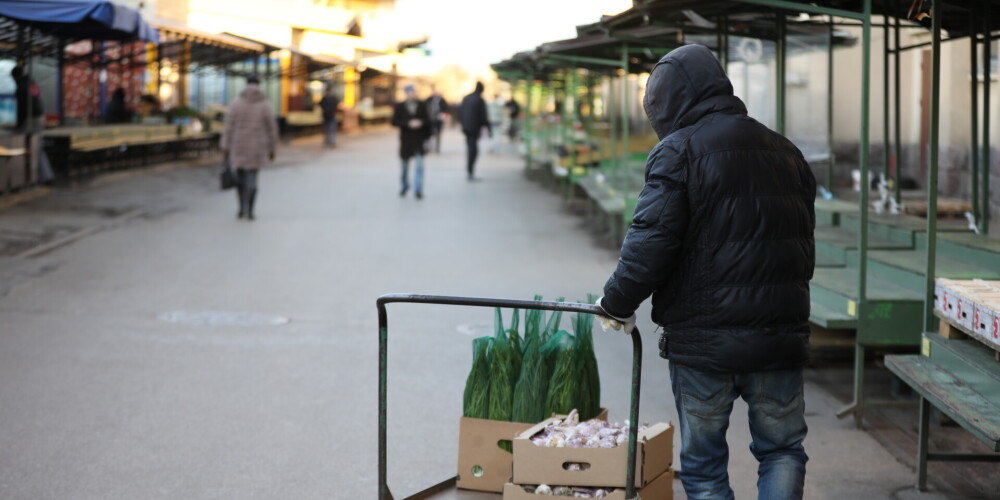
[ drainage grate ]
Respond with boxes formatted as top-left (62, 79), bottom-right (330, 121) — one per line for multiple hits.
top-left (157, 311), bottom-right (289, 327)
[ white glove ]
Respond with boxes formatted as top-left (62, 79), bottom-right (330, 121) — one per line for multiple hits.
top-left (595, 297), bottom-right (637, 334)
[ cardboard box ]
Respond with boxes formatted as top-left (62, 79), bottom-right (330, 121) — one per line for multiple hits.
top-left (973, 303), bottom-right (995, 342)
top-left (457, 417), bottom-right (535, 492)
top-left (502, 468), bottom-right (674, 500)
top-left (512, 418), bottom-right (673, 488)
top-left (934, 279), bottom-right (955, 315)
top-left (457, 409), bottom-right (608, 493)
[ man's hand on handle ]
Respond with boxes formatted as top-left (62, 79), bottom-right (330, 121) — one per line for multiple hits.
top-left (595, 297), bottom-right (636, 334)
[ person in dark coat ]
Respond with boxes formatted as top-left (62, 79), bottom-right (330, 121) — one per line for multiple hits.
top-left (458, 81), bottom-right (491, 180)
top-left (504, 96), bottom-right (521, 142)
top-left (105, 88), bottom-right (132, 124)
top-left (595, 45), bottom-right (815, 500)
top-left (319, 84), bottom-right (340, 147)
top-left (425, 85), bottom-right (448, 154)
top-left (11, 60), bottom-right (44, 132)
top-left (391, 84), bottom-right (431, 199)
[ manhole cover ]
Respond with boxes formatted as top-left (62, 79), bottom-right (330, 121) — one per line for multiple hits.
top-left (456, 322), bottom-right (493, 337)
top-left (157, 311), bottom-right (289, 327)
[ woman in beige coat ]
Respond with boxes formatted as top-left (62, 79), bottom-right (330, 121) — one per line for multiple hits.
top-left (221, 74), bottom-right (278, 220)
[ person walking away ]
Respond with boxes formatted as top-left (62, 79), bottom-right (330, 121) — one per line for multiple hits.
top-left (319, 84), bottom-right (340, 148)
top-left (594, 45), bottom-right (815, 500)
top-left (458, 81), bottom-right (491, 180)
top-left (425, 86), bottom-right (449, 154)
top-left (505, 96), bottom-right (521, 142)
top-left (391, 84), bottom-right (431, 199)
top-left (105, 88), bottom-right (132, 124)
top-left (221, 74), bottom-right (278, 221)
top-left (486, 94), bottom-right (504, 153)
top-left (11, 60), bottom-right (44, 133)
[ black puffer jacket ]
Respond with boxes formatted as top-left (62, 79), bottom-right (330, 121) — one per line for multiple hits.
top-left (602, 45), bottom-right (816, 373)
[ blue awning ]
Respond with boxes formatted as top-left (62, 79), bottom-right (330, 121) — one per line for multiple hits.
top-left (0, 0), bottom-right (159, 43)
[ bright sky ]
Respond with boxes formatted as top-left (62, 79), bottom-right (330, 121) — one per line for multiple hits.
top-left (375, 0), bottom-right (633, 76)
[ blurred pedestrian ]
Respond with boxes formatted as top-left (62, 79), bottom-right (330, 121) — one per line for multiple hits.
top-left (221, 74), bottom-right (278, 221)
top-left (11, 60), bottom-right (44, 133)
top-left (425, 85), bottom-right (449, 154)
top-left (487, 94), bottom-right (504, 153)
top-left (105, 88), bottom-right (133, 124)
top-left (595, 45), bottom-right (814, 500)
top-left (458, 81), bottom-right (491, 180)
top-left (391, 84), bottom-right (431, 199)
top-left (319, 84), bottom-right (340, 148)
top-left (505, 96), bottom-right (521, 142)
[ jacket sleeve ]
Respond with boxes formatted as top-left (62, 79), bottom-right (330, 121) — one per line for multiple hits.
top-left (602, 142), bottom-right (689, 318)
top-left (391, 103), bottom-right (405, 129)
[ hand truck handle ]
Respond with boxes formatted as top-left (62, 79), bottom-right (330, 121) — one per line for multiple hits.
top-left (377, 294), bottom-right (643, 500)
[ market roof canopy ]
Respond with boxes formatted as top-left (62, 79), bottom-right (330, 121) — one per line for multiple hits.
top-left (0, 0), bottom-right (158, 42)
top-left (619, 0), bottom-right (1000, 38)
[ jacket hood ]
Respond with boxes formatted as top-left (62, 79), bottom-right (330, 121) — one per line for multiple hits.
top-left (643, 44), bottom-right (746, 139)
top-left (239, 84), bottom-right (266, 103)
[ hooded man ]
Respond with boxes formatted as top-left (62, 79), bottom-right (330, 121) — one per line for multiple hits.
top-left (221, 74), bottom-right (278, 220)
top-left (458, 81), bottom-right (491, 180)
top-left (596, 45), bottom-right (815, 500)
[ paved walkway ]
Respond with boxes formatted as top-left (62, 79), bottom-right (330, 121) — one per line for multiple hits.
top-left (0, 129), bottom-right (990, 499)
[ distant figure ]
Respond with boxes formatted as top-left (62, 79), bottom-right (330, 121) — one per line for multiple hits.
top-left (505, 96), bottom-right (521, 142)
top-left (11, 60), bottom-right (44, 132)
top-left (105, 88), bottom-right (132, 124)
top-left (425, 85), bottom-right (449, 154)
top-left (487, 94), bottom-right (504, 153)
top-left (221, 74), bottom-right (278, 221)
top-left (319, 84), bottom-right (340, 148)
top-left (391, 84), bottom-right (431, 199)
top-left (137, 94), bottom-right (162, 121)
top-left (458, 81), bottom-right (491, 180)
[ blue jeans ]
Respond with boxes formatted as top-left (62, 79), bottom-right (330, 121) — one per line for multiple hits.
top-left (324, 119), bottom-right (337, 146)
top-left (670, 363), bottom-right (808, 500)
top-left (400, 154), bottom-right (424, 195)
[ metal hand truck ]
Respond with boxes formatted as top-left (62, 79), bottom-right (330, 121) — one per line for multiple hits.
top-left (377, 294), bottom-right (643, 499)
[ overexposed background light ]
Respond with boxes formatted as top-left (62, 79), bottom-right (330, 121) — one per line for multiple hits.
top-left (367, 0), bottom-right (633, 77)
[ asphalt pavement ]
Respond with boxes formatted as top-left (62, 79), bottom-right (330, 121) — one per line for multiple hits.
top-left (0, 128), bottom-right (989, 499)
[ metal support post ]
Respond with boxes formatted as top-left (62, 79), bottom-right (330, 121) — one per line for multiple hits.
top-left (828, 22), bottom-right (835, 191)
top-left (526, 78), bottom-right (533, 169)
top-left (56, 38), bottom-right (65, 124)
top-left (847, 0), bottom-right (873, 429)
top-left (894, 8), bottom-right (903, 204)
top-left (971, 7), bottom-right (980, 223)
top-left (609, 74), bottom-right (618, 174)
top-left (917, 397), bottom-right (930, 490)
top-left (923, 0), bottom-right (942, 333)
top-left (777, 13), bottom-right (786, 135)
top-left (982, 2), bottom-right (992, 234)
top-left (621, 44), bottom-right (630, 197)
top-left (883, 15), bottom-right (891, 181)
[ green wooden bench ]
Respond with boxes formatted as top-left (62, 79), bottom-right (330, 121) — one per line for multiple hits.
top-left (886, 333), bottom-right (1000, 491)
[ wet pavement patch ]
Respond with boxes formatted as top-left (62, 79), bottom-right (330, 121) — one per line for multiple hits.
top-left (157, 311), bottom-right (289, 327)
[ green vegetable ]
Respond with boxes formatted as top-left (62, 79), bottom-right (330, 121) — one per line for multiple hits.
top-left (488, 321), bottom-right (516, 421)
top-left (573, 294), bottom-right (601, 420)
top-left (463, 336), bottom-right (492, 418)
top-left (544, 330), bottom-right (579, 417)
